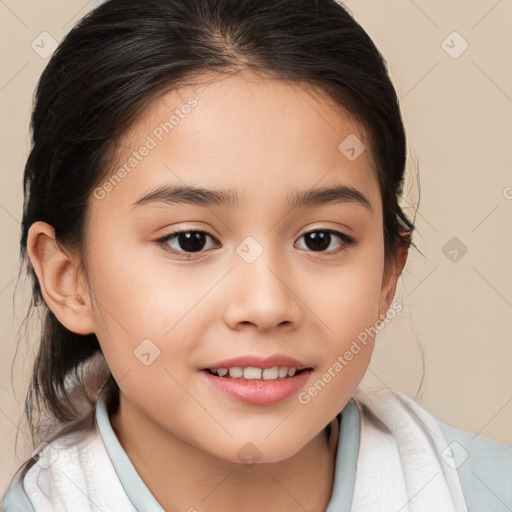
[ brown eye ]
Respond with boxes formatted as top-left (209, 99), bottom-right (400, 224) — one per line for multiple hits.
top-left (295, 229), bottom-right (354, 253)
top-left (157, 230), bottom-right (219, 257)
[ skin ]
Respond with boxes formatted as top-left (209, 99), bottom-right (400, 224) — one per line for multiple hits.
top-left (27, 70), bottom-right (408, 512)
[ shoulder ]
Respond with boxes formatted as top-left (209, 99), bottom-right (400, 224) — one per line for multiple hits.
top-left (0, 428), bottom-right (97, 512)
top-left (434, 415), bottom-right (512, 512)
top-left (1, 459), bottom-right (37, 512)
top-left (397, 390), bottom-right (512, 511)
top-left (355, 388), bottom-right (512, 512)
top-left (1, 427), bottom-right (101, 512)
top-left (2, 424), bottom-right (139, 512)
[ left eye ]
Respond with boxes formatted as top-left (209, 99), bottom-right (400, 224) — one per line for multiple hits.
top-left (295, 229), bottom-right (354, 253)
top-left (156, 228), bottom-right (355, 258)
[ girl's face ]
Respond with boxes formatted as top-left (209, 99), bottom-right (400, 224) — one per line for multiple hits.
top-left (81, 71), bottom-right (402, 463)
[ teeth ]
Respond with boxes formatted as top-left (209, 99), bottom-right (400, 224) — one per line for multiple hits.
top-left (210, 366), bottom-right (304, 380)
top-left (244, 367), bottom-right (262, 379)
top-left (228, 367), bottom-right (244, 378)
top-left (262, 367), bottom-right (279, 380)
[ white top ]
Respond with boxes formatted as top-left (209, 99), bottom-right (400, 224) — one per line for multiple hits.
top-left (3, 386), bottom-right (511, 511)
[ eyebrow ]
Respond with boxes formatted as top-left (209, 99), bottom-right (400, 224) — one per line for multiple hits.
top-left (130, 183), bottom-right (373, 213)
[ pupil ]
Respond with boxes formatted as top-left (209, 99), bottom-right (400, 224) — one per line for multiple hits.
top-left (179, 232), bottom-right (206, 252)
top-left (305, 231), bottom-right (330, 251)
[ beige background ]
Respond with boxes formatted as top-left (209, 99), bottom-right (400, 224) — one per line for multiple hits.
top-left (1, 0), bottom-right (511, 493)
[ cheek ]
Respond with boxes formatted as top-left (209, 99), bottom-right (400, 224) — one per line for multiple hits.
top-left (87, 233), bottom-right (208, 335)
top-left (85, 236), bottom-right (218, 388)
top-left (297, 261), bottom-right (383, 419)
top-left (302, 238), bottom-right (384, 394)
top-left (306, 242), bottom-right (385, 336)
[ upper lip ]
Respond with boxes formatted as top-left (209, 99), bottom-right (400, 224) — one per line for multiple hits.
top-left (202, 354), bottom-right (312, 371)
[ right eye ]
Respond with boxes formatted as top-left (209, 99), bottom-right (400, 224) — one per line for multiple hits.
top-left (155, 229), bottom-right (220, 258)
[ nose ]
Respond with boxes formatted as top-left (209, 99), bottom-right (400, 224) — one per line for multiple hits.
top-left (222, 241), bottom-right (302, 333)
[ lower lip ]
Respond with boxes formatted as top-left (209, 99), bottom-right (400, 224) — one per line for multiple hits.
top-left (200, 370), bottom-right (312, 405)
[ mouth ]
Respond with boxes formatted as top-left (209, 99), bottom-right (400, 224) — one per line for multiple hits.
top-left (200, 354), bottom-right (312, 377)
top-left (202, 366), bottom-right (311, 380)
top-left (199, 364), bottom-right (313, 405)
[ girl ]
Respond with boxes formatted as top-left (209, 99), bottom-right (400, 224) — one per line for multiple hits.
top-left (2, 0), bottom-right (511, 510)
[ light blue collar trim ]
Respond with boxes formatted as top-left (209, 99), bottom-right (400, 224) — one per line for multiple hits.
top-left (326, 398), bottom-right (360, 511)
top-left (95, 387), bottom-right (165, 512)
top-left (95, 387), bottom-right (359, 512)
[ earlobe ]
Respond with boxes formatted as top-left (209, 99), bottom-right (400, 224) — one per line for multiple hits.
top-left (27, 221), bottom-right (95, 335)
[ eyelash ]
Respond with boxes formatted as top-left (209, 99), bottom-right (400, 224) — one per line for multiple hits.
top-left (155, 228), bottom-right (356, 259)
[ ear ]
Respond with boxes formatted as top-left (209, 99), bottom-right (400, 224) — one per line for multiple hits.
top-left (378, 241), bottom-right (410, 320)
top-left (26, 221), bottom-right (95, 335)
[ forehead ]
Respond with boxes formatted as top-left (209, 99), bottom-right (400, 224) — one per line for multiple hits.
top-left (93, 70), bottom-right (381, 216)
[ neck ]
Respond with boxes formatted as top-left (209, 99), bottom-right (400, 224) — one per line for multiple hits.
top-left (109, 393), bottom-right (340, 512)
